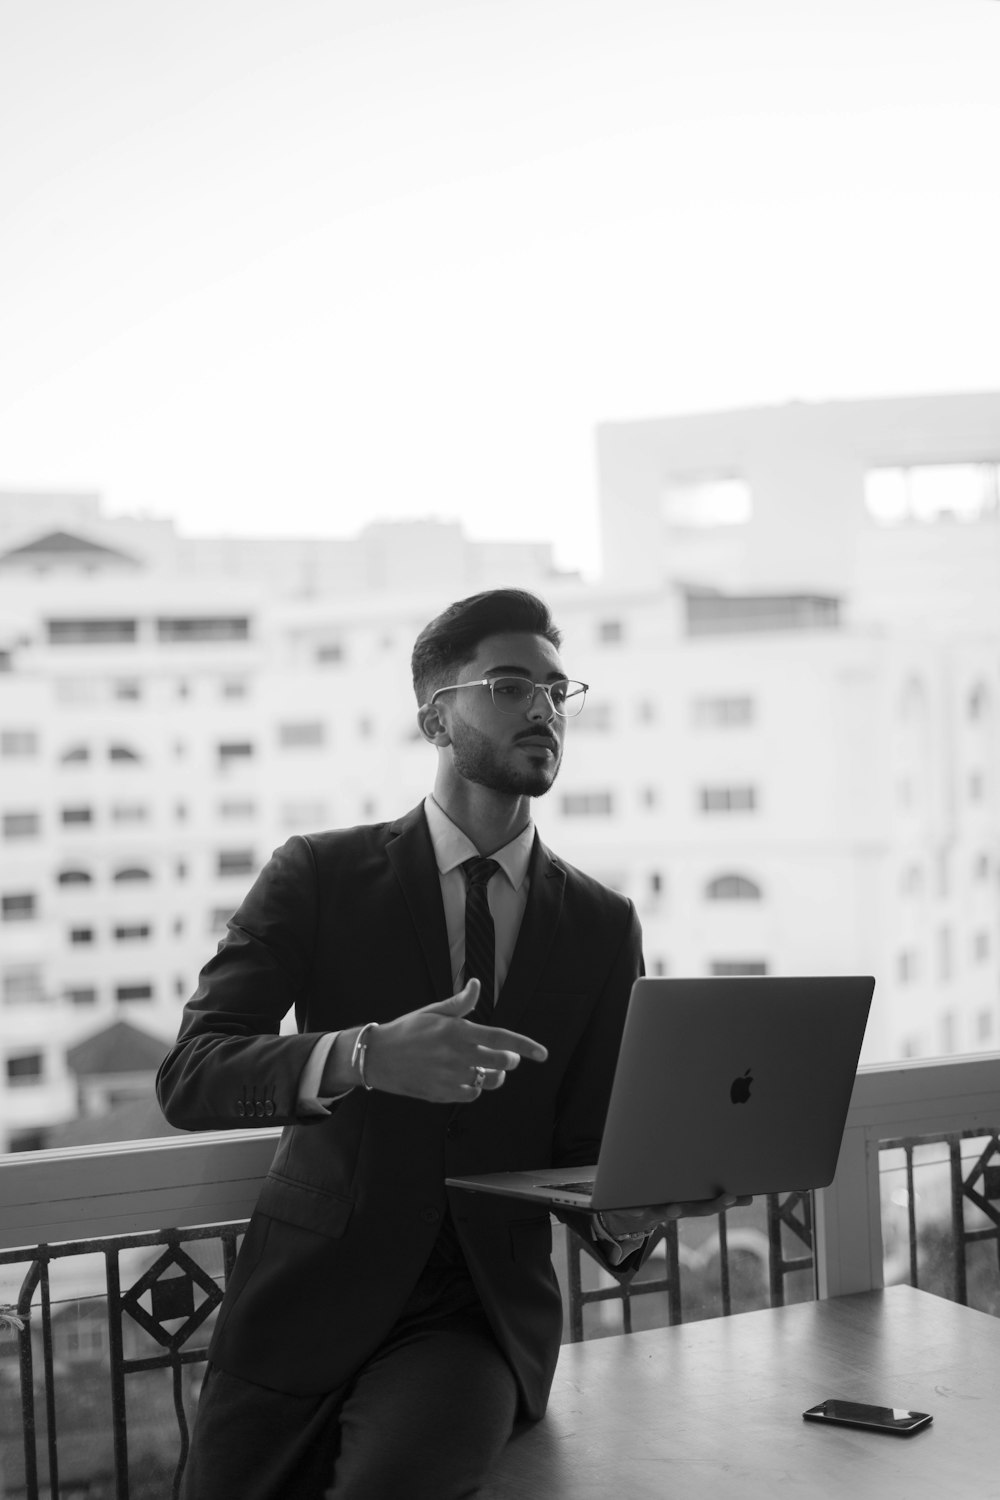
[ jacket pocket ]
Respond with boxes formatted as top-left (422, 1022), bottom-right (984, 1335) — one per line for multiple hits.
top-left (255, 1171), bottom-right (355, 1239)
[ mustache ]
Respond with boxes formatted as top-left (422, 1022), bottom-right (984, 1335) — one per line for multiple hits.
top-left (513, 730), bottom-right (560, 751)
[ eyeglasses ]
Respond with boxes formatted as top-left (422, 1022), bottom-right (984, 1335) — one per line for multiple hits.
top-left (430, 676), bottom-right (589, 718)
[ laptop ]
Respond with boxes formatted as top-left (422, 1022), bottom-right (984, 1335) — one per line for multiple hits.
top-left (446, 975), bottom-right (873, 1211)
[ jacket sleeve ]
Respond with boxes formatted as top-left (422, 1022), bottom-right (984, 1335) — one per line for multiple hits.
top-left (155, 835), bottom-right (332, 1132)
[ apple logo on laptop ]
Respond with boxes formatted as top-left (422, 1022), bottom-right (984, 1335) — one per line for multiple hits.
top-left (730, 1068), bottom-right (753, 1104)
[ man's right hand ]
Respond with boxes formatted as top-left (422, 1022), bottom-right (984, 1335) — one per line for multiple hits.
top-left (322, 980), bottom-right (549, 1103)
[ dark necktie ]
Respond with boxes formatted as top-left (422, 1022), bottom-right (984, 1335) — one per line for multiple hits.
top-left (462, 856), bottom-right (500, 1018)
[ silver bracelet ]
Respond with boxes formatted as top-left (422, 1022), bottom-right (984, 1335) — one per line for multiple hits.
top-left (350, 1021), bottom-right (380, 1091)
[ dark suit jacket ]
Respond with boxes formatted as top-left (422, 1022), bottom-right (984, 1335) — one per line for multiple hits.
top-left (156, 803), bottom-right (644, 1419)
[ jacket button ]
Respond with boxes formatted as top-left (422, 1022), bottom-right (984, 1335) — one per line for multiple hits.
top-left (255, 1100), bottom-right (265, 1118)
top-left (236, 1101), bottom-right (246, 1117)
top-left (419, 1207), bottom-right (441, 1225)
top-left (264, 1100), bottom-right (275, 1118)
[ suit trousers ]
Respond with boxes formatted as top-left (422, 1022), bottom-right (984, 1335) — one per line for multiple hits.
top-left (179, 1255), bottom-right (520, 1500)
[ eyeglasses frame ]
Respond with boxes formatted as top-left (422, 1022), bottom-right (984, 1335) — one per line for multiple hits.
top-left (428, 676), bottom-right (590, 718)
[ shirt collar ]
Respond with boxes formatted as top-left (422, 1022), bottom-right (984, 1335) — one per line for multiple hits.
top-left (423, 794), bottom-right (534, 892)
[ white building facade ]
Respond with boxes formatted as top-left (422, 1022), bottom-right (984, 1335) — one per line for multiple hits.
top-left (2, 397), bottom-right (1000, 1150)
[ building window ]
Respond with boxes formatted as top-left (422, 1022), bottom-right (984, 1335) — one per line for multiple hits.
top-left (975, 853), bottom-right (991, 883)
top-left (897, 950), bottom-right (918, 984)
top-left (217, 850), bottom-right (256, 877)
top-left (969, 771), bottom-right (985, 802)
top-left (692, 696), bottom-right (755, 728)
top-left (113, 680), bottom-right (142, 701)
top-left (709, 960), bottom-right (768, 976)
top-left (560, 792), bottom-right (614, 817)
top-left (597, 620), bottom-right (624, 644)
top-left (1, 730), bottom-right (38, 757)
top-left (699, 786), bottom-right (757, 813)
top-left (109, 744), bottom-right (142, 762)
top-left (900, 864), bottom-right (923, 896)
top-left (968, 684), bottom-right (990, 721)
top-left (316, 643), bottom-right (345, 665)
top-left (649, 872), bottom-right (664, 895)
top-left (3, 966), bottom-right (43, 1005)
top-left (116, 984), bottom-right (154, 1002)
top-left (282, 801), bottom-right (327, 829)
top-left (639, 787), bottom-right (658, 808)
top-left (636, 700), bottom-right (657, 725)
top-left (663, 475), bottom-right (753, 527)
top-left (69, 927), bottom-right (95, 945)
top-left (974, 931), bottom-right (990, 963)
top-left (706, 874), bottom-right (763, 901)
top-left (157, 617), bottom-right (250, 643)
top-left (938, 926), bottom-right (952, 981)
top-left (2, 894), bottom-right (36, 922)
top-left (575, 703), bottom-right (612, 731)
top-left (66, 987), bottom-right (98, 1005)
top-left (3, 812), bottom-right (40, 838)
top-left (864, 463), bottom-right (1000, 525)
top-left (173, 918), bottom-right (184, 936)
top-left (56, 679), bottom-right (101, 705)
top-left (221, 679), bottom-right (249, 699)
top-left (210, 907), bottom-right (234, 932)
top-left (939, 1011), bottom-right (957, 1054)
top-left (218, 742), bottom-right (254, 765)
top-left (111, 804), bottom-right (149, 824)
top-left (219, 801), bottom-right (256, 820)
top-left (47, 618), bottom-right (137, 645)
top-left (113, 866), bottom-right (152, 882)
top-left (61, 806), bottom-right (93, 826)
top-left (114, 924), bottom-right (151, 942)
top-left (976, 1009), bottom-right (994, 1043)
top-left (649, 958), bottom-right (668, 976)
top-left (60, 744), bottom-right (90, 763)
top-left (6, 1053), bottom-right (44, 1086)
top-left (937, 850), bottom-right (950, 899)
top-left (57, 869), bottom-right (92, 885)
top-left (279, 722), bottom-right (326, 748)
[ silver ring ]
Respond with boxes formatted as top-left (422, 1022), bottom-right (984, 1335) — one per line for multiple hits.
top-left (472, 1066), bottom-right (487, 1088)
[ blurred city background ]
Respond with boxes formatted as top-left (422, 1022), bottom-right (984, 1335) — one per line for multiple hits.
top-left (2, 0), bottom-right (999, 1156)
top-left (3, 5), bottom-right (1000, 1492)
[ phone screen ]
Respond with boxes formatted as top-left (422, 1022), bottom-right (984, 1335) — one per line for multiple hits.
top-left (803, 1400), bottom-right (932, 1435)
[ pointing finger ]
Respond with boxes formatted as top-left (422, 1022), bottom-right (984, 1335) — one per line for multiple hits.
top-left (467, 1023), bottom-right (548, 1064)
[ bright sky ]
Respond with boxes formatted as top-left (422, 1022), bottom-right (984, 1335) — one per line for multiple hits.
top-left (2, 0), bottom-right (999, 577)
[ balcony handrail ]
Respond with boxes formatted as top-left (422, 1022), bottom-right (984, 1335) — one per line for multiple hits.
top-left (3, 1053), bottom-right (1000, 1289)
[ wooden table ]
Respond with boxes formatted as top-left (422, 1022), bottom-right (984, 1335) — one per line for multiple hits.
top-left (481, 1287), bottom-right (1000, 1499)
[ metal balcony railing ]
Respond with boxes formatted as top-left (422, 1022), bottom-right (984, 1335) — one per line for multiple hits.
top-left (1, 1053), bottom-right (998, 1500)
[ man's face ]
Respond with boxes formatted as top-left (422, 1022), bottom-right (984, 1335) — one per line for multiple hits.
top-left (438, 631), bottom-right (569, 798)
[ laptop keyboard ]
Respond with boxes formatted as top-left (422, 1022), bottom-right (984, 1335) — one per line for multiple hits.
top-left (551, 1180), bottom-right (596, 1196)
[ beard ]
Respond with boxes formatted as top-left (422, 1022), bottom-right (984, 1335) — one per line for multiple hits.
top-left (449, 716), bottom-right (561, 797)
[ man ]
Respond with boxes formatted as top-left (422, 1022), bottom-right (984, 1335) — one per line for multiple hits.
top-left (157, 587), bottom-right (735, 1499)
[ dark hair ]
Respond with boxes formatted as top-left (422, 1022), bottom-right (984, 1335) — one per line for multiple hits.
top-left (411, 589), bottom-right (562, 705)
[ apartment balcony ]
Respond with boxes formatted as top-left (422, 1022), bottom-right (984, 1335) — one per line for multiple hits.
top-left (1, 1056), bottom-right (998, 1499)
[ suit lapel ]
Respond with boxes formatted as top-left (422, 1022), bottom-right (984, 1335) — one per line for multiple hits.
top-left (386, 804), bottom-right (454, 1001)
top-left (493, 833), bottom-right (566, 1033)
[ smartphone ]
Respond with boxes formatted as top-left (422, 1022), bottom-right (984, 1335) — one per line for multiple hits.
top-left (803, 1399), bottom-right (932, 1436)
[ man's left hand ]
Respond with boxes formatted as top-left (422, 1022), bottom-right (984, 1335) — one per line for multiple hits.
top-left (599, 1192), bottom-right (753, 1239)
